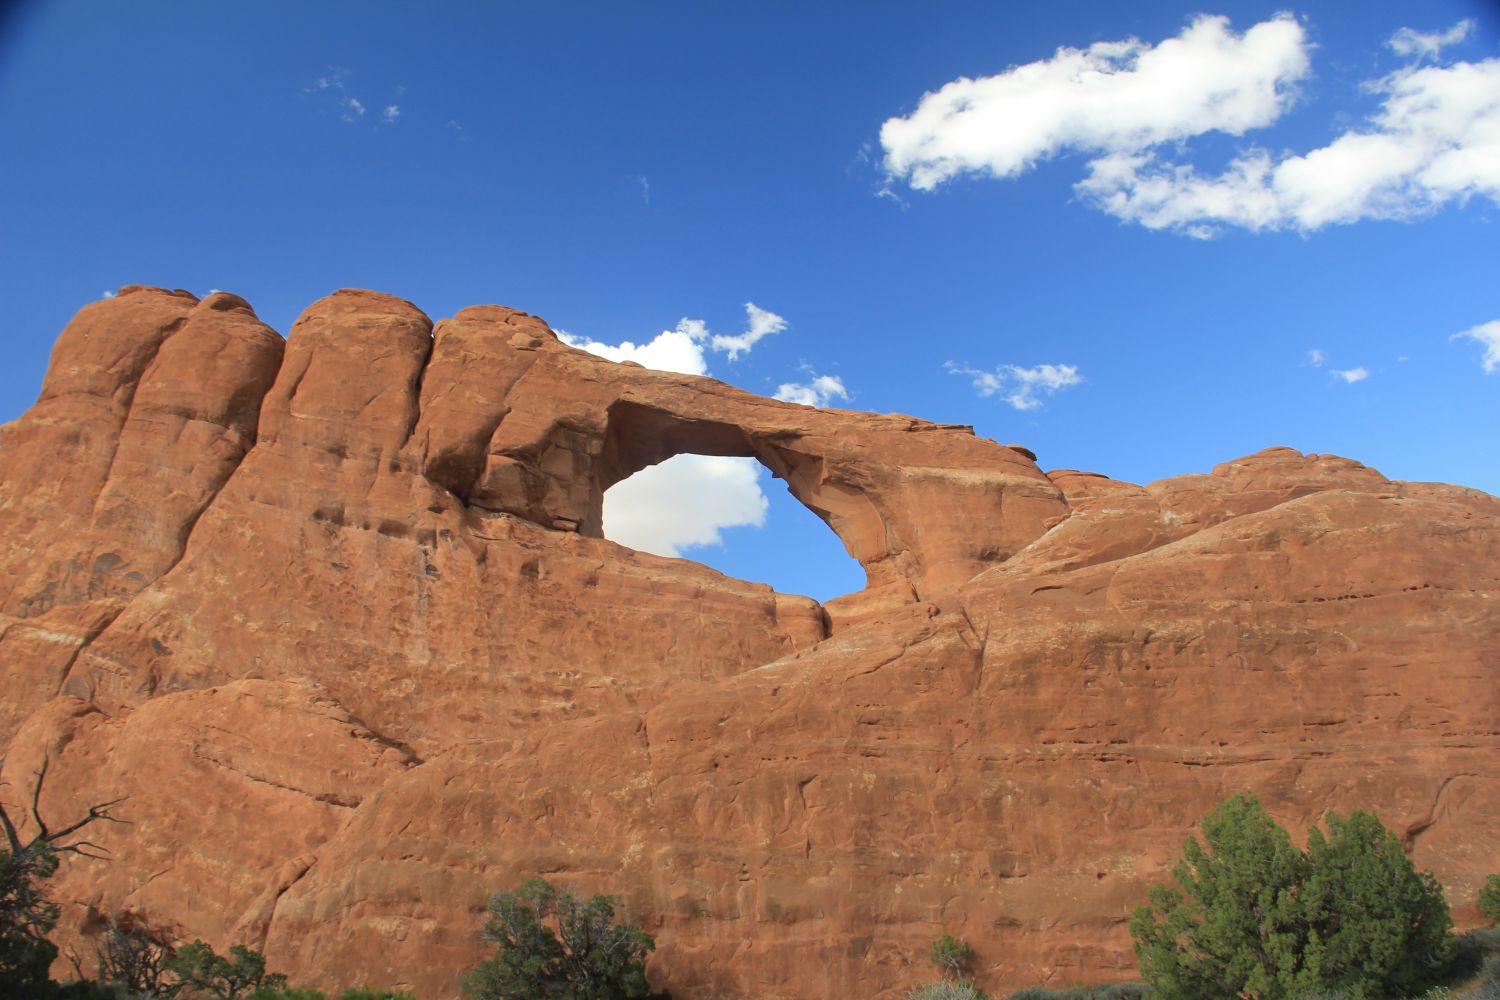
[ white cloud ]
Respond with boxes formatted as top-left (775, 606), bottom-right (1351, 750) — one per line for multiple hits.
top-left (950, 366), bottom-right (1004, 396)
top-left (101, 289), bottom-right (115, 299)
top-left (1332, 366), bottom-right (1370, 383)
top-left (603, 454), bottom-right (768, 557)
top-left (383, 104), bottom-right (400, 123)
top-left (1308, 348), bottom-right (1326, 366)
top-left (559, 321), bottom-right (711, 376)
top-left (638, 175), bottom-right (651, 203)
top-left (1389, 19), bottom-right (1473, 61)
top-left (883, 17), bottom-right (1500, 236)
top-left (881, 14), bottom-right (1310, 191)
top-left (947, 361), bottom-right (1083, 410)
top-left (1077, 34), bottom-right (1500, 233)
top-left (711, 303), bottom-right (787, 360)
top-left (565, 303), bottom-right (795, 561)
top-left (1453, 319), bottom-right (1500, 373)
top-left (342, 97), bottom-right (366, 121)
top-left (775, 374), bottom-right (848, 408)
top-left (560, 302), bottom-right (786, 375)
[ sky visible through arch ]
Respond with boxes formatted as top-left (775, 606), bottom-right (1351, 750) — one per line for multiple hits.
top-left (1, 1), bottom-right (1496, 602)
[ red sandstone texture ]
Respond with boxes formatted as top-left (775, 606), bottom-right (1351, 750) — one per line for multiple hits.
top-left (1, 286), bottom-right (1496, 998)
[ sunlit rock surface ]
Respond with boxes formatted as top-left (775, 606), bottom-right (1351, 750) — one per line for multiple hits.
top-left (2, 287), bottom-right (1496, 998)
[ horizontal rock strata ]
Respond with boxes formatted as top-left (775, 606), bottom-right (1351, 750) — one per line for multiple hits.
top-left (1, 287), bottom-right (1496, 998)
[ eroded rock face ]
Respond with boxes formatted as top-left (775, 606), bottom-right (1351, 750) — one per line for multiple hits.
top-left (1, 288), bottom-right (1496, 999)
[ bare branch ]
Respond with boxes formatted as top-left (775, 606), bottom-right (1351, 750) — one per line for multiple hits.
top-left (65, 943), bottom-right (87, 981)
top-left (46, 797), bottom-right (130, 845)
top-left (0, 753), bottom-right (128, 861)
top-left (54, 839), bottom-right (112, 860)
top-left (29, 755), bottom-right (50, 841)
top-left (0, 797), bottom-right (21, 856)
top-left (0, 755), bottom-right (17, 857)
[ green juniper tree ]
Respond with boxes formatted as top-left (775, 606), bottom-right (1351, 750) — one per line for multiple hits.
top-left (462, 877), bottom-right (665, 1000)
top-left (1131, 793), bottom-right (1456, 1000)
top-left (1297, 809), bottom-right (1453, 998)
top-left (1130, 793), bottom-right (1310, 999)
top-left (166, 940), bottom-right (288, 999)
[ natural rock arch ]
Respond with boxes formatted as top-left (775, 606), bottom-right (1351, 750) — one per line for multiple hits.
top-left (589, 401), bottom-right (878, 591)
top-left (423, 305), bottom-right (1072, 602)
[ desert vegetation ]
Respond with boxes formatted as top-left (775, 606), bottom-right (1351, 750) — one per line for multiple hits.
top-left (910, 794), bottom-right (1498, 1000)
top-left (461, 877), bottom-right (667, 999)
top-left (1131, 793), bottom-right (1456, 999)
top-left (4, 772), bottom-right (1497, 999)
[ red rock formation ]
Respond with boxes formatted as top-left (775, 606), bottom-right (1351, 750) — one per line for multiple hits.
top-left (1, 287), bottom-right (1496, 998)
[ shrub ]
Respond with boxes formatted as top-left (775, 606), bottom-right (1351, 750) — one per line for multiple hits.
top-left (1002, 987), bottom-right (1148, 1000)
top-left (1130, 793), bottom-right (1308, 999)
top-left (907, 934), bottom-right (987, 1000)
top-left (930, 934), bottom-right (974, 980)
top-left (0, 758), bottom-right (126, 998)
top-left (1480, 875), bottom-right (1500, 926)
top-left (0, 839), bottom-right (62, 996)
top-left (166, 940), bottom-right (288, 998)
top-left (1131, 793), bottom-right (1455, 1000)
top-left (92, 916), bottom-right (174, 997)
top-left (909, 981), bottom-right (987, 1000)
top-left (1299, 809), bottom-right (1454, 998)
top-left (462, 876), bottom-right (665, 999)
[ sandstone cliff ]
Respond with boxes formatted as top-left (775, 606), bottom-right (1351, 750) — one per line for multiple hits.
top-left (1, 286), bottom-right (1496, 998)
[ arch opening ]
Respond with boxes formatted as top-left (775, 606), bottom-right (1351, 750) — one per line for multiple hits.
top-left (586, 401), bottom-right (885, 602)
top-left (602, 453), bottom-right (868, 603)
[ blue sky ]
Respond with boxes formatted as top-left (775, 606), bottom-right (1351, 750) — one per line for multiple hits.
top-left (2, 1), bottom-right (1496, 601)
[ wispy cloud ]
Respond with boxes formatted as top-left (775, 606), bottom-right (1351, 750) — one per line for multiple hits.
top-left (307, 67), bottom-right (403, 127)
top-left (882, 16), bottom-right (1500, 236)
top-left (1453, 319), bottom-right (1500, 373)
top-left (775, 373), bottom-right (848, 408)
top-left (1389, 19), bottom-right (1473, 60)
top-left (1332, 366), bottom-right (1370, 384)
top-left (559, 302), bottom-right (788, 376)
top-left (310, 68), bottom-right (348, 92)
top-left (637, 175), bottom-right (651, 204)
top-left (1308, 348), bottom-right (1326, 367)
top-left (712, 303), bottom-right (787, 360)
top-left (947, 361), bottom-right (1083, 410)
